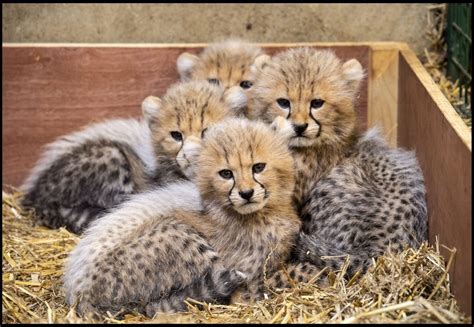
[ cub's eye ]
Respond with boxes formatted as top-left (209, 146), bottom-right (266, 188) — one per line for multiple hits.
top-left (201, 128), bottom-right (208, 139)
top-left (277, 98), bottom-right (291, 109)
top-left (240, 80), bottom-right (253, 89)
top-left (208, 79), bottom-right (220, 86)
top-left (170, 131), bottom-right (183, 141)
top-left (310, 99), bottom-right (325, 109)
top-left (219, 169), bottom-right (233, 179)
top-left (252, 163), bottom-right (266, 174)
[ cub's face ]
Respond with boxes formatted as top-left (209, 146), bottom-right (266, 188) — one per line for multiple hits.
top-left (177, 40), bottom-right (268, 115)
top-left (249, 47), bottom-right (364, 149)
top-left (197, 118), bottom-right (294, 216)
top-left (142, 81), bottom-right (239, 178)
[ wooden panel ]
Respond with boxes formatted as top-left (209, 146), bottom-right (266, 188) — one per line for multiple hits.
top-left (2, 46), bottom-right (187, 188)
top-left (398, 46), bottom-right (472, 315)
top-left (2, 44), bottom-right (370, 188)
top-left (368, 48), bottom-right (399, 147)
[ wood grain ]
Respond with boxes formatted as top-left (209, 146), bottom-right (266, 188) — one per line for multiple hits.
top-left (368, 48), bottom-right (399, 147)
top-left (398, 46), bottom-right (472, 315)
top-left (2, 44), bottom-right (370, 188)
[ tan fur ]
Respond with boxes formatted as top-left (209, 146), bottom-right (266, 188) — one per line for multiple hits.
top-left (64, 118), bottom-right (301, 316)
top-left (125, 148), bottom-right (150, 192)
top-left (178, 39), bottom-right (264, 89)
top-left (194, 118), bottom-right (301, 301)
top-left (247, 47), bottom-right (364, 208)
top-left (247, 48), bottom-right (427, 280)
top-left (145, 80), bottom-right (240, 180)
top-left (177, 39), bottom-right (266, 116)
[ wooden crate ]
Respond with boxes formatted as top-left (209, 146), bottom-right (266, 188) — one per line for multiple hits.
top-left (2, 42), bottom-right (471, 315)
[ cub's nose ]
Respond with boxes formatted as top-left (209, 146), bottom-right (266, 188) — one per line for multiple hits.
top-left (239, 189), bottom-right (254, 201)
top-left (293, 123), bottom-right (308, 136)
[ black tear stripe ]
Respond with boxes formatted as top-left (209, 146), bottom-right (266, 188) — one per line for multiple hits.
top-left (176, 141), bottom-right (184, 157)
top-left (252, 174), bottom-right (266, 198)
top-left (228, 178), bottom-right (236, 207)
top-left (309, 110), bottom-right (322, 137)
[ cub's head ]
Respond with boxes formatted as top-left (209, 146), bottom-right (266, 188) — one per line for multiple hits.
top-left (249, 47), bottom-right (364, 149)
top-left (197, 118), bottom-right (294, 216)
top-left (142, 80), bottom-right (240, 178)
top-left (177, 39), bottom-right (268, 115)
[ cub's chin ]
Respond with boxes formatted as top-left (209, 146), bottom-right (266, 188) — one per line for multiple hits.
top-left (233, 200), bottom-right (267, 215)
top-left (289, 136), bottom-right (318, 148)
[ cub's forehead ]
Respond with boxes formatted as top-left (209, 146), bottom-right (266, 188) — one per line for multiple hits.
top-left (161, 82), bottom-right (225, 114)
top-left (202, 40), bottom-right (262, 61)
top-left (197, 43), bottom-right (263, 73)
top-left (202, 119), bottom-right (279, 161)
top-left (266, 48), bottom-right (344, 83)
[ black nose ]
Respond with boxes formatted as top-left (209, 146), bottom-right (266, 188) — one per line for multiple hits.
top-left (239, 189), bottom-right (254, 200)
top-left (293, 123), bottom-right (308, 136)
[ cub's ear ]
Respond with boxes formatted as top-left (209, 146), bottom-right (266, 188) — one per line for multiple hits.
top-left (177, 53), bottom-right (200, 81)
top-left (250, 54), bottom-right (271, 75)
top-left (142, 95), bottom-right (162, 123)
top-left (224, 86), bottom-right (248, 116)
top-left (342, 59), bottom-right (365, 91)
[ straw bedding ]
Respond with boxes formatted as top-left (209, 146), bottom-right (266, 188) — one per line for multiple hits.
top-left (2, 188), bottom-right (471, 324)
top-left (3, 7), bottom-right (470, 323)
top-left (423, 4), bottom-right (471, 128)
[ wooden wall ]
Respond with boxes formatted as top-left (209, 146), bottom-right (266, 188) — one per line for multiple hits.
top-left (2, 44), bottom-right (370, 188)
top-left (398, 46), bottom-right (472, 315)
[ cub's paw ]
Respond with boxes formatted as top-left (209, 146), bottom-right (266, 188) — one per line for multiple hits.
top-left (217, 269), bottom-right (248, 297)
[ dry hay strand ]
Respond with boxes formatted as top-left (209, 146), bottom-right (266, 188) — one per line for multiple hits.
top-left (2, 190), bottom-right (472, 324)
top-left (422, 3), bottom-right (472, 127)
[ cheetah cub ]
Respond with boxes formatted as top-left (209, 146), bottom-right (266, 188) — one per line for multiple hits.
top-left (249, 47), bottom-right (428, 277)
top-left (21, 80), bottom-right (240, 234)
top-left (177, 39), bottom-right (266, 115)
top-left (21, 39), bottom-right (260, 234)
top-left (63, 118), bottom-right (300, 317)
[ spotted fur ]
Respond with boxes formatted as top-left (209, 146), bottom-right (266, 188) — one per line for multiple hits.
top-left (295, 127), bottom-right (428, 276)
top-left (63, 118), bottom-right (300, 317)
top-left (63, 181), bottom-right (245, 317)
top-left (248, 47), bottom-right (363, 209)
top-left (248, 47), bottom-right (428, 278)
top-left (21, 80), bottom-right (238, 233)
top-left (196, 119), bottom-right (300, 303)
